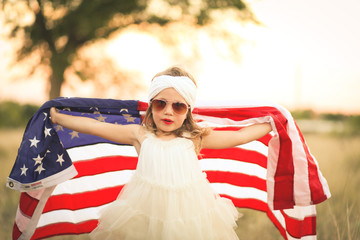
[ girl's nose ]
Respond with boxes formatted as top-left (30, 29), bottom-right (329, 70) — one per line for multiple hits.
top-left (163, 103), bottom-right (173, 115)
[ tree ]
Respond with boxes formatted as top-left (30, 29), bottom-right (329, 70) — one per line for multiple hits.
top-left (1, 0), bottom-right (254, 100)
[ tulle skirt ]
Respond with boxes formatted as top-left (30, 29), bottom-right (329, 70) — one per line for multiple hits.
top-left (89, 172), bottom-right (239, 240)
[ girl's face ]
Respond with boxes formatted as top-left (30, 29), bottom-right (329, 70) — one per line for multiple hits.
top-left (151, 88), bottom-right (189, 135)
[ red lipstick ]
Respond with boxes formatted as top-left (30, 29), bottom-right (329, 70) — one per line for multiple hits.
top-left (162, 118), bottom-right (173, 125)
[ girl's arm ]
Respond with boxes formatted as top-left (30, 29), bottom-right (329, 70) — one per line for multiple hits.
top-left (201, 123), bottom-right (272, 149)
top-left (50, 107), bottom-right (141, 146)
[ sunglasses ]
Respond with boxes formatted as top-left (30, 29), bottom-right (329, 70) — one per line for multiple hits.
top-left (151, 99), bottom-right (190, 115)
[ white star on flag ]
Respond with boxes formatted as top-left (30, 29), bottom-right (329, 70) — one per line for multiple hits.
top-left (35, 164), bottom-right (45, 174)
top-left (96, 115), bottom-right (107, 122)
top-left (43, 112), bottom-right (48, 121)
top-left (20, 164), bottom-right (28, 176)
top-left (32, 154), bottom-right (44, 166)
top-left (123, 114), bottom-right (136, 123)
top-left (29, 136), bottom-right (40, 148)
top-left (69, 131), bottom-right (79, 139)
top-left (55, 125), bottom-right (64, 131)
top-left (44, 127), bottom-right (52, 138)
top-left (56, 154), bottom-right (65, 166)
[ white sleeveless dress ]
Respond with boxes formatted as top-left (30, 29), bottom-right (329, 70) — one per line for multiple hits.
top-left (89, 133), bottom-right (239, 240)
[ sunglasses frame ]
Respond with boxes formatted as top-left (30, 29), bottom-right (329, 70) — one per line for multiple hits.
top-left (150, 99), bottom-right (190, 115)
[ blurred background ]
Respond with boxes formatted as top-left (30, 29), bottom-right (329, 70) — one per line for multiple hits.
top-left (0, 0), bottom-right (359, 239)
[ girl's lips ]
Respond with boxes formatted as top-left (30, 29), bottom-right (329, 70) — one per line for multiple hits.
top-left (162, 118), bottom-right (173, 125)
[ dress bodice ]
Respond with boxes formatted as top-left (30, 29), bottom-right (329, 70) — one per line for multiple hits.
top-left (135, 133), bottom-right (204, 187)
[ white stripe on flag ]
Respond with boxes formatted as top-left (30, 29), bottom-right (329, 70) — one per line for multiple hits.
top-left (210, 183), bottom-right (267, 202)
top-left (52, 170), bottom-right (135, 195)
top-left (67, 143), bottom-right (138, 162)
top-left (37, 203), bottom-right (111, 228)
top-left (283, 205), bottom-right (316, 219)
top-left (15, 208), bottom-right (31, 232)
top-left (237, 142), bottom-right (268, 156)
top-left (67, 142), bottom-right (268, 161)
top-left (200, 159), bottom-right (267, 180)
top-left (272, 210), bottom-right (286, 232)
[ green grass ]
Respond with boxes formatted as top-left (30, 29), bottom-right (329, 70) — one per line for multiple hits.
top-left (308, 135), bottom-right (360, 240)
top-left (0, 129), bottom-right (22, 240)
top-left (1, 129), bottom-right (359, 239)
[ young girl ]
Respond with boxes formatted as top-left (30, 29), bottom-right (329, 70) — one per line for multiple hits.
top-left (50, 66), bottom-right (272, 240)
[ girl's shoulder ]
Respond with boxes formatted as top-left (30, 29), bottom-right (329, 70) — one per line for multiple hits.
top-left (132, 125), bottom-right (147, 154)
top-left (136, 125), bottom-right (148, 144)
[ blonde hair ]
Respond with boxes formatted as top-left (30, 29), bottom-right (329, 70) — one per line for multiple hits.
top-left (143, 66), bottom-right (209, 154)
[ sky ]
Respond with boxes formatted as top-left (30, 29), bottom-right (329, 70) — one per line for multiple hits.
top-left (1, 0), bottom-right (359, 113)
top-left (244, 0), bottom-right (360, 113)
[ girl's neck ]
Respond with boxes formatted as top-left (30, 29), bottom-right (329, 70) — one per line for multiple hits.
top-left (155, 130), bottom-right (177, 140)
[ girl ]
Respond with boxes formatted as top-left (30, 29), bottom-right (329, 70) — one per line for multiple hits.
top-left (50, 66), bottom-right (272, 240)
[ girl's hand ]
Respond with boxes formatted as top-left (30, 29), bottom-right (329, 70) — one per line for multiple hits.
top-left (50, 107), bottom-right (58, 124)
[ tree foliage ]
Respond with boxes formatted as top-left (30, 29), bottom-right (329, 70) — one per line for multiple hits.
top-left (0, 101), bottom-right (39, 128)
top-left (1, 0), bottom-right (253, 99)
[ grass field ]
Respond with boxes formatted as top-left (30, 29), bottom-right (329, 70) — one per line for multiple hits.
top-left (1, 128), bottom-right (359, 239)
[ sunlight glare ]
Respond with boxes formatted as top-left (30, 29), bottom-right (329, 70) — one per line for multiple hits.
top-left (106, 30), bottom-right (170, 77)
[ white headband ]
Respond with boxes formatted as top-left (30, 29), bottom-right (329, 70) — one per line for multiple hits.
top-left (148, 75), bottom-right (197, 110)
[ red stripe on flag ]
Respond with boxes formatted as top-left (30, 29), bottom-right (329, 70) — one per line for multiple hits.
top-left (32, 220), bottom-right (98, 240)
top-left (282, 210), bottom-right (316, 238)
top-left (200, 148), bottom-right (267, 168)
top-left (73, 156), bottom-right (138, 178)
top-left (137, 101), bottom-right (148, 112)
top-left (43, 185), bottom-right (124, 213)
top-left (19, 192), bottom-right (39, 218)
top-left (194, 106), bottom-right (278, 121)
top-left (13, 222), bottom-right (22, 240)
top-left (213, 127), bottom-right (242, 131)
top-left (256, 134), bottom-right (271, 146)
top-left (266, 211), bottom-right (287, 240)
top-left (269, 111), bottom-right (295, 210)
top-left (206, 171), bottom-right (266, 191)
top-left (222, 195), bottom-right (268, 212)
top-left (295, 123), bottom-right (326, 204)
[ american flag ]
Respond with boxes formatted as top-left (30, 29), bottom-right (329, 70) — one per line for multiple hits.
top-left (7, 97), bottom-right (330, 240)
